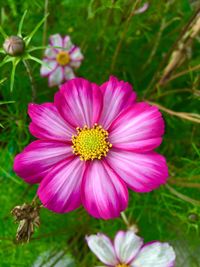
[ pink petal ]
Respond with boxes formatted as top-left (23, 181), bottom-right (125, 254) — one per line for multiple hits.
top-left (40, 59), bottom-right (57, 77)
top-left (63, 36), bottom-right (74, 51)
top-left (98, 76), bottom-right (136, 129)
top-left (132, 242), bottom-right (176, 267)
top-left (38, 157), bottom-right (85, 213)
top-left (54, 78), bottom-right (103, 128)
top-left (134, 2), bottom-right (149, 14)
top-left (109, 102), bottom-right (165, 152)
top-left (64, 66), bottom-right (75, 81)
top-left (69, 46), bottom-right (84, 61)
top-left (82, 160), bottom-right (128, 219)
top-left (106, 150), bottom-right (168, 193)
top-left (86, 234), bottom-right (118, 266)
top-left (13, 140), bottom-right (72, 184)
top-left (114, 231), bottom-right (143, 264)
top-left (48, 66), bottom-right (64, 87)
top-left (49, 34), bottom-right (63, 48)
top-left (28, 103), bottom-right (75, 142)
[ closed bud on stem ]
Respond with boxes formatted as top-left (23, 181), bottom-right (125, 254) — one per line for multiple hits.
top-left (3, 35), bottom-right (25, 56)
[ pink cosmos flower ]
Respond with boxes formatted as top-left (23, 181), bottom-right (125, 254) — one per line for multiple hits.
top-left (86, 231), bottom-right (176, 267)
top-left (40, 34), bottom-right (83, 87)
top-left (13, 76), bottom-right (168, 219)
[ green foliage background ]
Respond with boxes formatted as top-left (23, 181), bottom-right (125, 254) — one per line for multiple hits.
top-left (0, 0), bottom-right (200, 266)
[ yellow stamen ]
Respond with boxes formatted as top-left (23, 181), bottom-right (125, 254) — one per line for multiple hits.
top-left (71, 124), bottom-right (112, 161)
top-left (116, 265), bottom-right (129, 267)
top-left (56, 51), bottom-right (70, 66)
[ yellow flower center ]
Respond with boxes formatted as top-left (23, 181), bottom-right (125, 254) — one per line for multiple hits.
top-left (56, 51), bottom-right (70, 66)
top-left (116, 265), bottom-right (129, 267)
top-left (71, 124), bottom-right (112, 161)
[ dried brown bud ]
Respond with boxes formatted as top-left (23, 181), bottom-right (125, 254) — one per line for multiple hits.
top-left (128, 224), bottom-right (139, 234)
top-left (188, 213), bottom-right (199, 223)
top-left (3, 36), bottom-right (25, 56)
top-left (11, 203), bottom-right (40, 243)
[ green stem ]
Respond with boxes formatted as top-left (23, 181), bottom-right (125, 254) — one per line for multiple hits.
top-left (121, 211), bottom-right (130, 227)
top-left (23, 60), bottom-right (37, 101)
top-left (42, 0), bottom-right (49, 47)
top-left (111, 0), bottom-right (141, 71)
top-left (166, 184), bottom-right (200, 206)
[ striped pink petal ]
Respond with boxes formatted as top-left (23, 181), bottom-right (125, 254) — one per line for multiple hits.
top-left (69, 46), bottom-right (84, 61)
top-left (40, 59), bottom-right (57, 77)
top-left (82, 160), bottom-right (128, 219)
top-left (38, 157), bottom-right (85, 213)
top-left (48, 66), bottom-right (64, 87)
top-left (54, 78), bottom-right (102, 128)
top-left (49, 34), bottom-right (63, 48)
top-left (13, 140), bottom-right (72, 184)
top-left (44, 47), bottom-right (57, 59)
top-left (63, 35), bottom-right (74, 51)
top-left (98, 76), bottom-right (136, 129)
top-left (106, 150), bottom-right (168, 193)
top-left (109, 102), bottom-right (165, 152)
top-left (28, 103), bottom-right (75, 142)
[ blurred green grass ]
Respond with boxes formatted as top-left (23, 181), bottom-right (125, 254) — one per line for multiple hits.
top-left (0, 0), bottom-right (200, 266)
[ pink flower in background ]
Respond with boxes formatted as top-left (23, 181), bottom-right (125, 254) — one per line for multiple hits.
top-left (86, 231), bottom-right (176, 267)
top-left (14, 76), bottom-right (168, 219)
top-left (134, 2), bottom-right (149, 14)
top-left (40, 34), bottom-right (83, 87)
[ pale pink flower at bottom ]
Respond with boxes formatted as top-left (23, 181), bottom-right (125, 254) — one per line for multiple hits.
top-left (13, 76), bottom-right (168, 220)
top-left (86, 231), bottom-right (176, 267)
top-left (40, 34), bottom-right (83, 87)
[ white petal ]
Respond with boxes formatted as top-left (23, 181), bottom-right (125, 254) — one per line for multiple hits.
top-left (49, 34), bottom-right (63, 48)
top-left (132, 242), bottom-right (176, 267)
top-left (70, 47), bottom-right (84, 61)
top-left (48, 66), bottom-right (63, 87)
top-left (64, 66), bottom-right (75, 81)
top-left (63, 35), bottom-right (74, 51)
top-left (70, 60), bottom-right (81, 68)
top-left (44, 47), bottom-right (57, 59)
top-left (86, 234), bottom-right (118, 266)
top-left (40, 60), bottom-right (57, 76)
top-left (114, 231), bottom-right (143, 264)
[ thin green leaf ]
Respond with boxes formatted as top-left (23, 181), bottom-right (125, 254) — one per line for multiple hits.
top-left (0, 77), bottom-right (7, 85)
top-left (0, 166), bottom-right (22, 184)
top-left (25, 13), bottom-right (49, 45)
top-left (0, 25), bottom-right (7, 38)
top-left (0, 100), bottom-right (14, 105)
top-left (27, 55), bottom-right (50, 67)
top-left (0, 48), bottom-right (5, 54)
top-left (17, 10), bottom-right (28, 37)
top-left (10, 58), bottom-right (20, 92)
top-left (28, 45), bottom-right (64, 53)
top-left (27, 45), bottom-right (52, 52)
top-left (0, 55), bottom-right (13, 68)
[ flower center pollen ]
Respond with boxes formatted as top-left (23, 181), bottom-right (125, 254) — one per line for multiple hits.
top-left (72, 124), bottom-right (112, 161)
top-left (56, 51), bottom-right (70, 66)
top-left (116, 265), bottom-right (130, 267)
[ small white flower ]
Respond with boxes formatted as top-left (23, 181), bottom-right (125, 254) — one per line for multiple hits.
top-left (86, 231), bottom-right (176, 267)
top-left (41, 34), bottom-right (84, 87)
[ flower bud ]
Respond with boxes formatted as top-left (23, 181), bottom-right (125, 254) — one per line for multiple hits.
top-left (3, 35), bottom-right (25, 56)
top-left (188, 213), bottom-right (199, 223)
